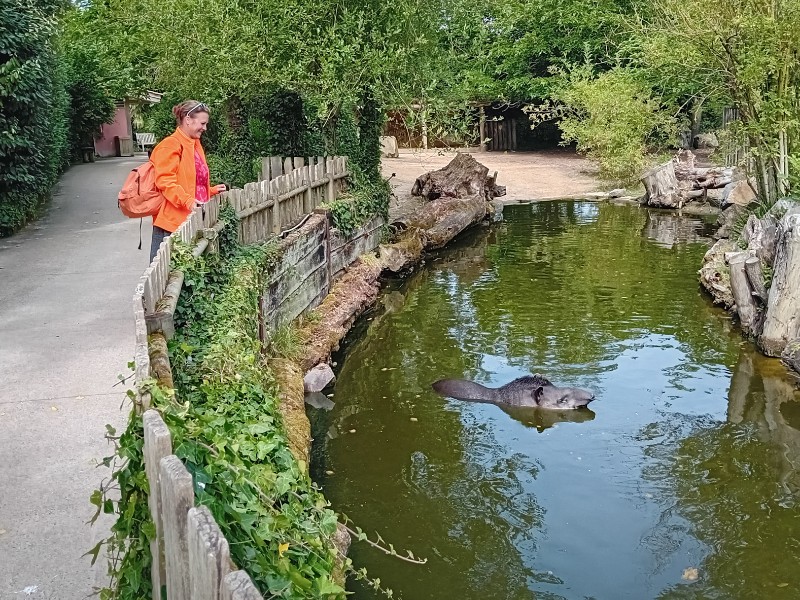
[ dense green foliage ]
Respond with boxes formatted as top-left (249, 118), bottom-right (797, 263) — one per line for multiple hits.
top-left (0, 1), bottom-right (122, 236)
top-left (94, 207), bottom-right (347, 599)
top-left (637, 0), bottom-right (800, 198)
top-left (535, 67), bottom-right (678, 183)
top-left (0, 0), bottom-right (69, 236)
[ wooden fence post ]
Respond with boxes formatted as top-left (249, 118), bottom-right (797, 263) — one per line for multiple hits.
top-left (188, 506), bottom-right (232, 600)
top-left (160, 455), bottom-right (195, 600)
top-left (143, 411), bottom-right (173, 599)
top-left (271, 179), bottom-right (281, 236)
top-left (326, 158), bottom-right (335, 203)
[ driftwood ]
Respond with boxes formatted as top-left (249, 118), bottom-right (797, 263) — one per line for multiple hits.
top-left (378, 230), bottom-right (425, 273)
top-left (392, 154), bottom-right (504, 253)
top-left (727, 252), bottom-right (762, 336)
top-left (698, 239), bottom-right (737, 308)
top-left (759, 207), bottom-right (800, 356)
top-left (411, 153), bottom-right (505, 202)
top-left (744, 256), bottom-right (768, 303)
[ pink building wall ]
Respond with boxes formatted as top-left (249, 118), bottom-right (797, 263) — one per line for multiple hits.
top-left (95, 103), bottom-right (133, 157)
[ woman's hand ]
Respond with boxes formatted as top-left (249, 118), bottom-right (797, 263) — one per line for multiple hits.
top-left (213, 184), bottom-right (227, 194)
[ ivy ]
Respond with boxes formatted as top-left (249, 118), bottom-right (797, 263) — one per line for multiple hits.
top-left (94, 205), bottom-right (346, 599)
top-left (325, 167), bottom-right (390, 237)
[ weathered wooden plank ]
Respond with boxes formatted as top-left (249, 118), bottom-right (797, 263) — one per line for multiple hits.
top-left (160, 455), bottom-right (195, 600)
top-left (260, 157), bottom-right (271, 182)
top-left (283, 157), bottom-right (293, 177)
top-left (293, 156), bottom-right (305, 169)
top-left (188, 506), bottom-right (232, 600)
top-left (270, 179), bottom-right (281, 236)
top-left (221, 571), bottom-right (263, 600)
top-left (270, 156), bottom-right (282, 181)
top-left (133, 292), bottom-right (152, 411)
top-left (143, 267), bottom-right (157, 314)
top-left (259, 179), bottom-right (270, 242)
top-left (326, 159), bottom-right (335, 203)
top-left (330, 215), bottom-right (385, 277)
top-left (143, 410), bottom-right (173, 599)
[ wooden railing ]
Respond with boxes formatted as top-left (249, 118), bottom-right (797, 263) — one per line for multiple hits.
top-left (130, 155), bottom-right (349, 599)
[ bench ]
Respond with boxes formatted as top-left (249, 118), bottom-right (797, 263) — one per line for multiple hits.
top-left (135, 132), bottom-right (156, 153)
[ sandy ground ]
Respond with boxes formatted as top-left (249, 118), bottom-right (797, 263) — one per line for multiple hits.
top-left (382, 147), bottom-right (602, 221)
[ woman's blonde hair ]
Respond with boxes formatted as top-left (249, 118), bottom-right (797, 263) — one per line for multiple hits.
top-left (172, 100), bottom-right (210, 124)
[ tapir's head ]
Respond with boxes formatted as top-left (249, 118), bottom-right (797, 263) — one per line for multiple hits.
top-left (533, 384), bottom-right (595, 409)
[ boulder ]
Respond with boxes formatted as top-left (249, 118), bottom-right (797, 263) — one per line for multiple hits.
top-left (303, 362), bottom-right (336, 393)
top-left (694, 132), bottom-right (719, 149)
top-left (380, 136), bottom-right (399, 158)
top-left (722, 180), bottom-right (757, 208)
top-left (715, 204), bottom-right (747, 239)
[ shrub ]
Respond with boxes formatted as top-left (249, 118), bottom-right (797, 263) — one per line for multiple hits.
top-left (537, 67), bottom-right (678, 184)
top-left (0, 0), bottom-right (69, 236)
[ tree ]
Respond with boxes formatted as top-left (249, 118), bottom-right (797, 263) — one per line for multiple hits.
top-left (637, 0), bottom-right (800, 200)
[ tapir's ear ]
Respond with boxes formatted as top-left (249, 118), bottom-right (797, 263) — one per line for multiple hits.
top-left (533, 386), bottom-right (544, 404)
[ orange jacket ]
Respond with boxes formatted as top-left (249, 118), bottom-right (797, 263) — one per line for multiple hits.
top-left (150, 128), bottom-right (219, 232)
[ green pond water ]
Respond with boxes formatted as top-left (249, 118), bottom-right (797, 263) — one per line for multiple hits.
top-left (308, 201), bottom-right (800, 600)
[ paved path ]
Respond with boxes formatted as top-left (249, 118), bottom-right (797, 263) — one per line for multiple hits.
top-left (0, 157), bottom-right (154, 599)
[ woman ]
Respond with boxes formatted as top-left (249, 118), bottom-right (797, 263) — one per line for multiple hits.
top-left (149, 100), bottom-right (226, 261)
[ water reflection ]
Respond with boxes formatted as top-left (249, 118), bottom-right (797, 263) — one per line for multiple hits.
top-left (313, 202), bottom-right (800, 600)
top-left (494, 404), bottom-right (596, 432)
top-left (643, 209), bottom-right (714, 249)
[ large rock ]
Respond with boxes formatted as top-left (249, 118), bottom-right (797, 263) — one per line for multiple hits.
top-left (303, 362), bottom-right (336, 393)
top-left (694, 132), bottom-right (719, 149)
top-left (715, 204), bottom-right (747, 239)
top-left (722, 180), bottom-right (757, 208)
top-left (380, 136), bottom-right (399, 158)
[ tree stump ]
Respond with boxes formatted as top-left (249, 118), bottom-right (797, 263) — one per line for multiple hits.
top-left (759, 207), bottom-right (800, 356)
top-left (642, 161), bottom-right (681, 208)
top-left (411, 153), bottom-right (505, 202)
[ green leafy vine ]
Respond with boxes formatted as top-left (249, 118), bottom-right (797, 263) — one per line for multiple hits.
top-left (92, 204), bottom-right (421, 599)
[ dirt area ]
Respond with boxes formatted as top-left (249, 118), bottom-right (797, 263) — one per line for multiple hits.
top-left (382, 147), bottom-right (602, 221)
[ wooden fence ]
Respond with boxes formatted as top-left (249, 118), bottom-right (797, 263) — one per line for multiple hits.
top-left (130, 155), bottom-right (349, 599)
top-left (231, 156), bottom-right (348, 245)
top-left (143, 409), bottom-right (263, 600)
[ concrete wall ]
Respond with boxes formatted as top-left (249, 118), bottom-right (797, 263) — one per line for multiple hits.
top-left (261, 212), bottom-right (384, 331)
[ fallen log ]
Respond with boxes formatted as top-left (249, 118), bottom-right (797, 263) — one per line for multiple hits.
top-left (391, 153), bottom-right (504, 255)
top-left (759, 207), bottom-right (800, 356)
top-left (744, 256), bottom-right (768, 303)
